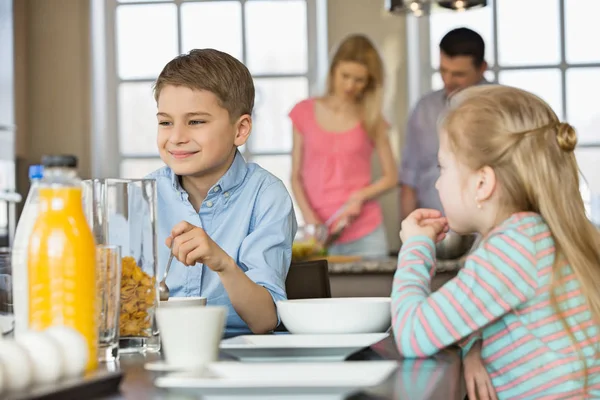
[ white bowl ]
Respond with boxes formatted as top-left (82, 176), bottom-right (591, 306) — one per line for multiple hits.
top-left (160, 296), bottom-right (207, 308)
top-left (276, 297), bottom-right (391, 334)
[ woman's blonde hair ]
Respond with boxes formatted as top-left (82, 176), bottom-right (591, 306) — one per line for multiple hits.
top-left (443, 84), bottom-right (600, 391)
top-left (326, 34), bottom-right (384, 140)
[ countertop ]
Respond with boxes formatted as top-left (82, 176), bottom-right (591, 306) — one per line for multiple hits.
top-left (328, 256), bottom-right (466, 274)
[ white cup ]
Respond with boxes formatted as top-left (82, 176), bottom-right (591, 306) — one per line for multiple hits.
top-left (159, 296), bottom-right (207, 308)
top-left (156, 305), bottom-right (227, 370)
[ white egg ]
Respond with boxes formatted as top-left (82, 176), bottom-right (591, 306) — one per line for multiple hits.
top-left (0, 356), bottom-right (5, 394)
top-left (17, 331), bottom-right (64, 385)
top-left (45, 326), bottom-right (88, 378)
top-left (0, 339), bottom-right (33, 391)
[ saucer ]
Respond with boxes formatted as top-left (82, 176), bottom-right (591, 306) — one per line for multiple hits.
top-left (144, 360), bottom-right (187, 372)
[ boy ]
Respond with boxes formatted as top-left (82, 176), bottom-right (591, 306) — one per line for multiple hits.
top-left (146, 49), bottom-right (297, 335)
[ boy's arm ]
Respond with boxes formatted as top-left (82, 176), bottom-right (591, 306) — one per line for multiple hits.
top-left (226, 179), bottom-right (297, 333)
top-left (391, 232), bottom-right (538, 357)
top-left (217, 257), bottom-right (282, 334)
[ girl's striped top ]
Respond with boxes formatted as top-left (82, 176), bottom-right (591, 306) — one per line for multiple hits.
top-left (391, 212), bottom-right (600, 399)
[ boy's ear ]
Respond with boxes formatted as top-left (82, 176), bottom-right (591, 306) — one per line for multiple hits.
top-left (234, 114), bottom-right (252, 147)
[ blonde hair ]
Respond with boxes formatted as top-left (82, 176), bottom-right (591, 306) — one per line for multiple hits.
top-left (443, 84), bottom-right (600, 391)
top-left (153, 49), bottom-right (254, 122)
top-left (326, 34), bottom-right (384, 139)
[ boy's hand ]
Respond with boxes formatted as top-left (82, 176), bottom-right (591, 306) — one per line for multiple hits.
top-left (166, 221), bottom-right (234, 273)
top-left (400, 209), bottom-right (449, 244)
top-left (464, 341), bottom-right (497, 400)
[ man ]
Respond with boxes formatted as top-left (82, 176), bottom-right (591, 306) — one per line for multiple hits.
top-left (399, 27), bottom-right (488, 220)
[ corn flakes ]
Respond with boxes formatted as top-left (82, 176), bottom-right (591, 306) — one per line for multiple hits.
top-left (119, 256), bottom-right (156, 337)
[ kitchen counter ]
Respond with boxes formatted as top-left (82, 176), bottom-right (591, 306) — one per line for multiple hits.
top-left (98, 335), bottom-right (465, 400)
top-left (328, 256), bottom-right (465, 274)
top-left (327, 256), bottom-right (464, 298)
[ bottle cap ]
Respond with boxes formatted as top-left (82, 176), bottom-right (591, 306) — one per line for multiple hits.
top-left (28, 165), bottom-right (44, 180)
top-left (41, 155), bottom-right (78, 168)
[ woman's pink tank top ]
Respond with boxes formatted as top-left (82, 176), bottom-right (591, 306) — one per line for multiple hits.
top-left (289, 98), bottom-right (383, 244)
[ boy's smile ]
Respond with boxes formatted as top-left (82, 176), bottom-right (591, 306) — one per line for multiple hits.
top-left (168, 150), bottom-right (199, 160)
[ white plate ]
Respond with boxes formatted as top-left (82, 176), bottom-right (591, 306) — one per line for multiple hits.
top-left (155, 360), bottom-right (398, 399)
top-left (219, 333), bottom-right (388, 362)
top-left (144, 360), bottom-right (187, 372)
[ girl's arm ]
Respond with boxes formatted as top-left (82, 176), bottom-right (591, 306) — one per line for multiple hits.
top-left (391, 231), bottom-right (538, 357)
top-left (290, 128), bottom-right (321, 225)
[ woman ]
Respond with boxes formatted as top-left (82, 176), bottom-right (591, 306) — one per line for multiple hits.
top-left (289, 34), bottom-right (397, 258)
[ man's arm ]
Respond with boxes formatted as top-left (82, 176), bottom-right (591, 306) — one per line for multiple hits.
top-left (400, 185), bottom-right (418, 222)
top-left (399, 106), bottom-right (422, 221)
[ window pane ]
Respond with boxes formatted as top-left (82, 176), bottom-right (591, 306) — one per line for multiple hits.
top-left (565, 0), bottom-right (600, 64)
top-left (250, 155), bottom-right (302, 225)
top-left (180, 2), bottom-right (242, 60)
top-left (431, 70), bottom-right (495, 91)
top-left (252, 77), bottom-right (308, 153)
top-left (116, 4), bottom-right (178, 79)
top-left (120, 159), bottom-right (165, 179)
top-left (497, 0), bottom-right (560, 66)
top-left (429, 0), bottom-right (494, 69)
top-left (566, 68), bottom-right (600, 145)
top-left (118, 0), bottom-right (165, 2)
top-left (118, 82), bottom-right (158, 156)
top-left (245, 0), bottom-right (307, 74)
top-left (498, 69), bottom-right (563, 120)
top-left (576, 148), bottom-right (600, 224)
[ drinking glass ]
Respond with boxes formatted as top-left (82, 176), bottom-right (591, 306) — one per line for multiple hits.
top-left (0, 248), bottom-right (13, 337)
top-left (97, 244), bottom-right (122, 361)
top-left (83, 179), bottom-right (159, 354)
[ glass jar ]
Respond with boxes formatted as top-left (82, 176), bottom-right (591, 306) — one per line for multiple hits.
top-left (82, 178), bottom-right (159, 353)
top-left (0, 247), bottom-right (13, 338)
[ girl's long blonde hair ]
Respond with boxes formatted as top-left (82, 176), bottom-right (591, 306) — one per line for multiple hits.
top-left (443, 84), bottom-right (600, 391)
top-left (326, 34), bottom-right (384, 140)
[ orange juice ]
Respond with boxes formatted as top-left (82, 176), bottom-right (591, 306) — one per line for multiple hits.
top-left (28, 161), bottom-right (98, 372)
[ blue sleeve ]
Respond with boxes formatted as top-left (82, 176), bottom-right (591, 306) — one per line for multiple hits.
top-left (237, 180), bottom-right (298, 310)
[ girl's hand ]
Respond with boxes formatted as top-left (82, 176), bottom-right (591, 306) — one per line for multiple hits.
top-left (400, 208), bottom-right (449, 243)
top-left (464, 341), bottom-right (497, 400)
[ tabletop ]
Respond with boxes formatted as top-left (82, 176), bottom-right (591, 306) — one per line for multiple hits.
top-left (97, 335), bottom-right (466, 400)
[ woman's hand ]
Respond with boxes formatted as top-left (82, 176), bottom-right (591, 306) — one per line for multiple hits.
top-left (400, 208), bottom-right (449, 243)
top-left (331, 193), bottom-right (364, 232)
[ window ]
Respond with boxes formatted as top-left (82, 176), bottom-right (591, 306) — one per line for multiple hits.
top-left (92, 0), bottom-right (327, 225)
top-left (407, 0), bottom-right (600, 209)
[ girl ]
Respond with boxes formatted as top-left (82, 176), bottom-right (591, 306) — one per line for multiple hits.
top-left (392, 85), bottom-right (600, 399)
top-left (289, 34), bottom-right (397, 258)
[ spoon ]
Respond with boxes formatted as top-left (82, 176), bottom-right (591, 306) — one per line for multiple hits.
top-left (159, 252), bottom-right (174, 301)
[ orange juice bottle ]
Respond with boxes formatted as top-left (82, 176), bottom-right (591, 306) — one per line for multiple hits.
top-left (28, 155), bottom-right (98, 372)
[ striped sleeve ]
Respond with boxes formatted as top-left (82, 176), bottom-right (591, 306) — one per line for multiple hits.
top-left (391, 232), bottom-right (538, 357)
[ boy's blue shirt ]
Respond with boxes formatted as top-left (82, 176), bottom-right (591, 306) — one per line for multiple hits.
top-left (146, 150), bottom-right (298, 335)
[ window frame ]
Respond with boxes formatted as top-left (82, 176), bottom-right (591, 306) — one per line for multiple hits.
top-left (90, 0), bottom-right (328, 179)
top-left (406, 0), bottom-right (600, 148)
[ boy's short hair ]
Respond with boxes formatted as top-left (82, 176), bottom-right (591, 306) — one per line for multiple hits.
top-left (153, 49), bottom-right (255, 121)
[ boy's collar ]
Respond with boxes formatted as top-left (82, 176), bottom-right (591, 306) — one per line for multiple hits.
top-left (169, 150), bottom-right (248, 195)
